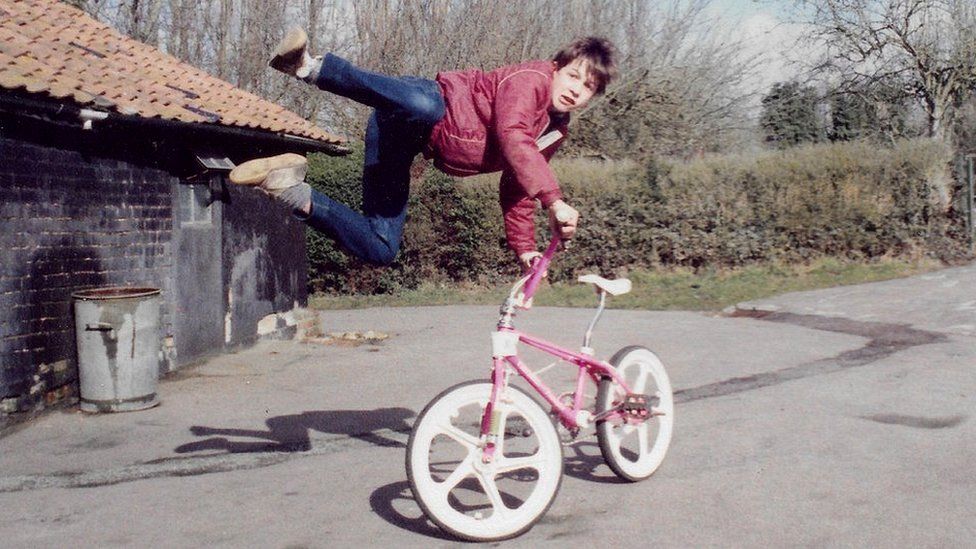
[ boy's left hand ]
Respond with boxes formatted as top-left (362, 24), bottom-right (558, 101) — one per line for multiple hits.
top-left (519, 251), bottom-right (544, 273)
top-left (548, 200), bottom-right (579, 240)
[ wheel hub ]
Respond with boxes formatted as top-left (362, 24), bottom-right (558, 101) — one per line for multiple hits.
top-left (473, 456), bottom-right (496, 474)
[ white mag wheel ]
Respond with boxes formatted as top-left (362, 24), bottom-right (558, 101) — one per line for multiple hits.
top-left (596, 346), bottom-right (674, 481)
top-left (406, 381), bottom-right (563, 541)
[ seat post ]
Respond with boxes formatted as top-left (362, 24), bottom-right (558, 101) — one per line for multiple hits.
top-left (582, 290), bottom-right (607, 349)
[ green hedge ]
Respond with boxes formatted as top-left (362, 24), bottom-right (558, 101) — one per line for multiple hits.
top-left (306, 139), bottom-right (969, 294)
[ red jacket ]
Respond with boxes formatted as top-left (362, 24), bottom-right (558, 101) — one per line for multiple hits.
top-left (425, 60), bottom-right (569, 255)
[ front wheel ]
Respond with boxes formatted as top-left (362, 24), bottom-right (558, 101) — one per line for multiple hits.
top-left (406, 381), bottom-right (563, 541)
top-left (596, 346), bottom-right (674, 481)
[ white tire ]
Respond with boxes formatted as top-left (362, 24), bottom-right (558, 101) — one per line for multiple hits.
top-left (406, 381), bottom-right (563, 541)
top-left (596, 346), bottom-right (674, 481)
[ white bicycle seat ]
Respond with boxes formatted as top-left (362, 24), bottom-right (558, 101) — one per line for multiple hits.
top-left (577, 274), bottom-right (632, 296)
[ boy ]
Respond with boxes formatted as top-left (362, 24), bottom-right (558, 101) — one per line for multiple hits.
top-left (230, 28), bottom-right (616, 269)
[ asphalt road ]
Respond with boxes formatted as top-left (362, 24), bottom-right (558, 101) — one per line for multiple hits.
top-left (0, 263), bottom-right (973, 547)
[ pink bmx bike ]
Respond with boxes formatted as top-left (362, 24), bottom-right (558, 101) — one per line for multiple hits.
top-left (406, 238), bottom-right (674, 541)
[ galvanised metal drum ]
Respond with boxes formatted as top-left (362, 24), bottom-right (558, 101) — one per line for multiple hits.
top-left (72, 287), bottom-right (162, 412)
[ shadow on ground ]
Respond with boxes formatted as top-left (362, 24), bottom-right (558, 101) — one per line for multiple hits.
top-left (369, 480), bottom-right (457, 541)
top-left (368, 439), bottom-right (625, 541)
top-left (174, 407), bottom-right (415, 453)
top-left (562, 441), bottom-right (628, 484)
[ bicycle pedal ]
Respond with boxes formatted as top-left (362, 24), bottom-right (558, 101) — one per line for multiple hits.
top-left (621, 393), bottom-right (657, 419)
top-left (622, 393), bottom-right (646, 410)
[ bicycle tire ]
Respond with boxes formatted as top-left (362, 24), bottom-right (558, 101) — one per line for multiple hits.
top-left (406, 380), bottom-right (563, 541)
top-left (595, 346), bottom-right (674, 481)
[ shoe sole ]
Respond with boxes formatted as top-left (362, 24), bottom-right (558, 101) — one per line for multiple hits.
top-left (229, 153), bottom-right (306, 186)
top-left (270, 27), bottom-right (307, 71)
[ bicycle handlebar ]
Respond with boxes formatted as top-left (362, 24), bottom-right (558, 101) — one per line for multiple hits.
top-left (520, 237), bottom-right (562, 302)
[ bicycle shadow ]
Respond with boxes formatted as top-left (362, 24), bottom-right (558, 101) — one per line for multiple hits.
top-left (368, 480), bottom-right (458, 541)
top-left (173, 407), bottom-right (415, 454)
top-left (368, 440), bottom-right (625, 541)
top-left (562, 441), bottom-right (628, 484)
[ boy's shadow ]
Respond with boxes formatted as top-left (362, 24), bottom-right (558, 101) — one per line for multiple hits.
top-left (174, 407), bottom-right (415, 454)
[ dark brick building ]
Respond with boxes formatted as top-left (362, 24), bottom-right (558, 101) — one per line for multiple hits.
top-left (0, 0), bottom-right (347, 422)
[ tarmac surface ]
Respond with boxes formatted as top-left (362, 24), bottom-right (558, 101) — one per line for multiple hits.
top-left (1, 262), bottom-right (974, 547)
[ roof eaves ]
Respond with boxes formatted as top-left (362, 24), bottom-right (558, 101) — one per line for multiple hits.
top-left (0, 91), bottom-right (351, 156)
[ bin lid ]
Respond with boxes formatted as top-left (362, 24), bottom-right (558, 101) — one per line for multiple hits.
top-left (72, 287), bottom-right (161, 300)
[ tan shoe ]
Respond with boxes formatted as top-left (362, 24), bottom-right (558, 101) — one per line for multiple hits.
top-left (229, 153), bottom-right (307, 196)
top-left (269, 27), bottom-right (308, 75)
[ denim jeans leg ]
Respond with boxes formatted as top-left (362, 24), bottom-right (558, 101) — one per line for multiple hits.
top-left (302, 110), bottom-right (431, 265)
top-left (303, 189), bottom-right (393, 263)
top-left (300, 54), bottom-right (444, 265)
top-left (313, 54), bottom-right (445, 125)
top-left (299, 55), bottom-right (445, 264)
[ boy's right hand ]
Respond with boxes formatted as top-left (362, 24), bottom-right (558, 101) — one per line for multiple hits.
top-left (548, 200), bottom-right (579, 240)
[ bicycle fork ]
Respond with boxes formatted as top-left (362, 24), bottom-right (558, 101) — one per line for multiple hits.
top-left (478, 357), bottom-right (510, 463)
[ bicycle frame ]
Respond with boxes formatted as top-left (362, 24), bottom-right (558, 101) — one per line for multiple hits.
top-left (478, 238), bottom-right (634, 463)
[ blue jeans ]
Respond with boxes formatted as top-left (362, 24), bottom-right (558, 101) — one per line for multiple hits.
top-left (300, 54), bottom-right (445, 265)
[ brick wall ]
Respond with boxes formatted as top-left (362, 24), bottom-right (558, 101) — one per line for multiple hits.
top-left (0, 135), bottom-right (175, 413)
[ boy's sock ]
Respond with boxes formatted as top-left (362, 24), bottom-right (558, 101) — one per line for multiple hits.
top-left (298, 54), bottom-right (323, 83)
top-left (276, 182), bottom-right (312, 213)
top-left (229, 153), bottom-right (311, 213)
top-left (270, 27), bottom-right (322, 83)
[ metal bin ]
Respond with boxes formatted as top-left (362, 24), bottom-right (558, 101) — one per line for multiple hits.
top-left (72, 287), bottom-right (162, 412)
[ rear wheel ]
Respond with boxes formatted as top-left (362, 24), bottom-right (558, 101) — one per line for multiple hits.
top-left (596, 346), bottom-right (674, 481)
top-left (406, 381), bottom-right (563, 541)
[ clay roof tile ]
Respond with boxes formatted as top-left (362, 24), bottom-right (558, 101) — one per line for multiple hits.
top-left (0, 0), bottom-right (344, 146)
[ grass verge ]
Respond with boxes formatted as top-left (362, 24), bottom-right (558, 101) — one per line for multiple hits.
top-left (309, 257), bottom-right (946, 311)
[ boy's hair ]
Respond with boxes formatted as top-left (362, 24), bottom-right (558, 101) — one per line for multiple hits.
top-left (552, 36), bottom-right (617, 95)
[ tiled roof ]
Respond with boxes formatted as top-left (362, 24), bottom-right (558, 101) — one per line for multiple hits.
top-left (0, 0), bottom-right (345, 146)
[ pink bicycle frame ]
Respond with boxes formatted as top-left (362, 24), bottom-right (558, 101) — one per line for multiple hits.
top-left (478, 238), bottom-right (633, 462)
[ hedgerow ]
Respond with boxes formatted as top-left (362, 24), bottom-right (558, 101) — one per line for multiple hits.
top-left (306, 138), bottom-right (969, 294)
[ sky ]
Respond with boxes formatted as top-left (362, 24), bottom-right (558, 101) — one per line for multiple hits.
top-left (707, 0), bottom-right (811, 96)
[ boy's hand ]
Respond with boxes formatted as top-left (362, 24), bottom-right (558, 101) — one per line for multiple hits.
top-left (519, 251), bottom-right (543, 273)
top-left (548, 200), bottom-right (579, 240)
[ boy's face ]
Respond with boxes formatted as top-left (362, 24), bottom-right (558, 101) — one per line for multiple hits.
top-left (550, 58), bottom-right (597, 113)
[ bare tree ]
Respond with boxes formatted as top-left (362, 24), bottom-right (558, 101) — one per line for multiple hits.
top-left (81, 0), bottom-right (759, 157)
top-left (338, 0), bottom-right (758, 156)
top-left (568, 0), bottom-right (759, 157)
top-left (212, 0), bottom-right (235, 80)
top-left (797, 0), bottom-right (976, 142)
top-left (123, 0), bottom-right (164, 44)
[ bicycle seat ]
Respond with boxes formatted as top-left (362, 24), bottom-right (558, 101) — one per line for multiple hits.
top-left (577, 274), bottom-right (632, 296)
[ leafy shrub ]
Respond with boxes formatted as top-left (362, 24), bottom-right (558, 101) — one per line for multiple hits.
top-left (306, 139), bottom-right (969, 294)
